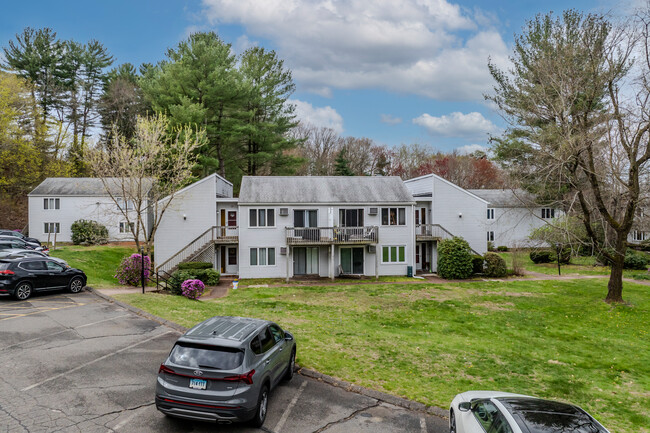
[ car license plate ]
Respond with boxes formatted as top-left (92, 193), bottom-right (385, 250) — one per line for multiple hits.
top-left (189, 378), bottom-right (207, 390)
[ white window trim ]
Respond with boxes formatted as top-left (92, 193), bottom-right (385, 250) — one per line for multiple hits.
top-left (487, 208), bottom-right (495, 220)
top-left (380, 245), bottom-right (407, 264)
top-left (44, 222), bottom-right (61, 234)
top-left (119, 221), bottom-right (135, 233)
top-left (43, 197), bottom-right (60, 210)
top-left (248, 208), bottom-right (276, 228)
top-left (249, 247), bottom-right (277, 267)
top-left (380, 207), bottom-right (407, 226)
top-left (339, 247), bottom-right (366, 274)
top-left (541, 208), bottom-right (555, 219)
top-left (487, 231), bottom-right (495, 242)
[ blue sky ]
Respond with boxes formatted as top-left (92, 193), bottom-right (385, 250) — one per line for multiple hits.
top-left (0, 0), bottom-right (635, 153)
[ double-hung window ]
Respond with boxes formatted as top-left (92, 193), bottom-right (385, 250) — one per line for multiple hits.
top-left (119, 221), bottom-right (135, 233)
top-left (487, 231), bottom-right (495, 242)
top-left (382, 245), bottom-right (405, 263)
top-left (487, 208), bottom-right (495, 220)
top-left (44, 222), bottom-right (60, 234)
top-left (250, 248), bottom-right (276, 266)
top-left (381, 208), bottom-right (406, 226)
top-left (541, 208), bottom-right (555, 219)
top-left (249, 209), bottom-right (275, 227)
top-left (43, 198), bottom-right (60, 210)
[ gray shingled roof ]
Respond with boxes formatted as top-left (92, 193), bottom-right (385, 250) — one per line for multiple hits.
top-left (29, 178), bottom-right (154, 196)
top-left (239, 176), bottom-right (415, 204)
top-left (467, 189), bottom-right (538, 208)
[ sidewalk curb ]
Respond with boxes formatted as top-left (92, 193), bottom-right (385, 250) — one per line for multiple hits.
top-left (87, 287), bottom-right (449, 420)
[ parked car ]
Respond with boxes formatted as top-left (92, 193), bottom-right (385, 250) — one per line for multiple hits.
top-left (0, 229), bottom-right (41, 246)
top-left (0, 235), bottom-right (42, 250)
top-left (156, 316), bottom-right (296, 427)
top-left (449, 391), bottom-right (609, 433)
top-left (0, 257), bottom-right (86, 300)
top-left (0, 238), bottom-right (48, 254)
top-left (0, 249), bottom-right (67, 266)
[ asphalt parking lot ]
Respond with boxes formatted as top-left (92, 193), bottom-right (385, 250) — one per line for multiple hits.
top-left (0, 290), bottom-right (447, 433)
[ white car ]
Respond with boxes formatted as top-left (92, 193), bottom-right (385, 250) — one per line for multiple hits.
top-left (449, 391), bottom-right (610, 433)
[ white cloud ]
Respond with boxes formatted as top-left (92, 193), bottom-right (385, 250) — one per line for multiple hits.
top-left (412, 111), bottom-right (499, 138)
top-left (456, 143), bottom-right (489, 155)
top-left (380, 114), bottom-right (402, 125)
top-left (197, 0), bottom-right (509, 101)
top-left (290, 99), bottom-right (344, 133)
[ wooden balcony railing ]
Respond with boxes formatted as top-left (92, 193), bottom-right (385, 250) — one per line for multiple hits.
top-left (286, 226), bottom-right (378, 245)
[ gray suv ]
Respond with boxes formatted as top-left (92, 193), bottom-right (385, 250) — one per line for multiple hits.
top-left (155, 316), bottom-right (296, 426)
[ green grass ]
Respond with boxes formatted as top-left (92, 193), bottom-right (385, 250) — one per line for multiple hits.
top-left (50, 244), bottom-right (136, 288)
top-left (239, 275), bottom-right (421, 286)
top-left (500, 251), bottom-right (649, 278)
top-left (116, 279), bottom-right (650, 432)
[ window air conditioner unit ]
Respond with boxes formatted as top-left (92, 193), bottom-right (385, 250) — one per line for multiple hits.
top-left (368, 207), bottom-right (378, 215)
top-left (367, 245), bottom-right (376, 254)
top-left (279, 208), bottom-right (289, 216)
top-left (280, 247), bottom-right (287, 255)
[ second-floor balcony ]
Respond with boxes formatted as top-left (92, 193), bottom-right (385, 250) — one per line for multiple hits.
top-left (286, 226), bottom-right (378, 245)
top-left (213, 225), bottom-right (239, 244)
top-left (415, 224), bottom-right (454, 242)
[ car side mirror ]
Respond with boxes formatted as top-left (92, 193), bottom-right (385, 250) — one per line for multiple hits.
top-left (284, 331), bottom-right (294, 341)
top-left (458, 402), bottom-right (471, 412)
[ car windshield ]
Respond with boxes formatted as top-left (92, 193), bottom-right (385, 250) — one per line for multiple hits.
top-left (169, 343), bottom-right (244, 370)
top-left (498, 398), bottom-right (608, 433)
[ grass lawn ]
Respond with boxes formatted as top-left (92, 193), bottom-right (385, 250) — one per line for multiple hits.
top-left (499, 251), bottom-right (650, 279)
top-left (50, 244), bottom-right (136, 288)
top-left (238, 275), bottom-right (422, 286)
top-left (115, 278), bottom-right (650, 432)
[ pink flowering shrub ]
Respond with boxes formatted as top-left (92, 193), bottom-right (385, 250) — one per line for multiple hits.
top-left (114, 253), bottom-right (151, 286)
top-left (181, 279), bottom-right (205, 300)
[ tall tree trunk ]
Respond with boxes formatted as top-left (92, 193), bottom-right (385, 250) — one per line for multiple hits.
top-left (606, 238), bottom-right (626, 303)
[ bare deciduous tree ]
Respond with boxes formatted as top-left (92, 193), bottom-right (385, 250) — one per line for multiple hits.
top-left (89, 114), bottom-right (205, 257)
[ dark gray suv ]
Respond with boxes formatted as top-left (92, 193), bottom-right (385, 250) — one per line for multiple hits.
top-left (155, 316), bottom-right (296, 426)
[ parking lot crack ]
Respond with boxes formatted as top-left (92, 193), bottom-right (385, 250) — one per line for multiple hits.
top-left (311, 400), bottom-right (381, 433)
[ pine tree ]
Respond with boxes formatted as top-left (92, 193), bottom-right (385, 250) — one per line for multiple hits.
top-left (334, 148), bottom-right (354, 176)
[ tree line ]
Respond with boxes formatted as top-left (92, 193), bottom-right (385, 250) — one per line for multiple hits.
top-left (0, 27), bottom-right (506, 229)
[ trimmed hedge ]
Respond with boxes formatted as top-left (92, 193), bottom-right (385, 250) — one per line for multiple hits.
top-left (530, 250), bottom-right (554, 264)
top-left (71, 219), bottom-right (108, 245)
top-left (496, 246), bottom-right (508, 252)
top-left (178, 261), bottom-right (213, 270)
top-left (471, 255), bottom-right (485, 274)
top-left (168, 268), bottom-right (220, 295)
top-left (437, 237), bottom-right (473, 279)
top-left (484, 252), bottom-right (507, 277)
top-left (624, 251), bottom-right (650, 270)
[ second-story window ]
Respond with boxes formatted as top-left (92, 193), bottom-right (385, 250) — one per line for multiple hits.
top-left (43, 198), bottom-right (60, 210)
top-left (249, 209), bottom-right (275, 227)
top-left (117, 198), bottom-right (135, 211)
top-left (541, 208), bottom-right (555, 219)
top-left (381, 208), bottom-right (406, 226)
top-left (487, 208), bottom-right (494, 220)
top-left (339, 209), bottom-right (364, 227)
top-left (294, 210), bottom-right (317, 227)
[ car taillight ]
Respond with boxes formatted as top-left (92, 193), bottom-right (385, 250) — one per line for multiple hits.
top-left (159, 364), bottom-right (175, 375)
top-left (223, 370), bottom-right (255, 385)
top-left (0, 270), bottom-right (14, 275)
